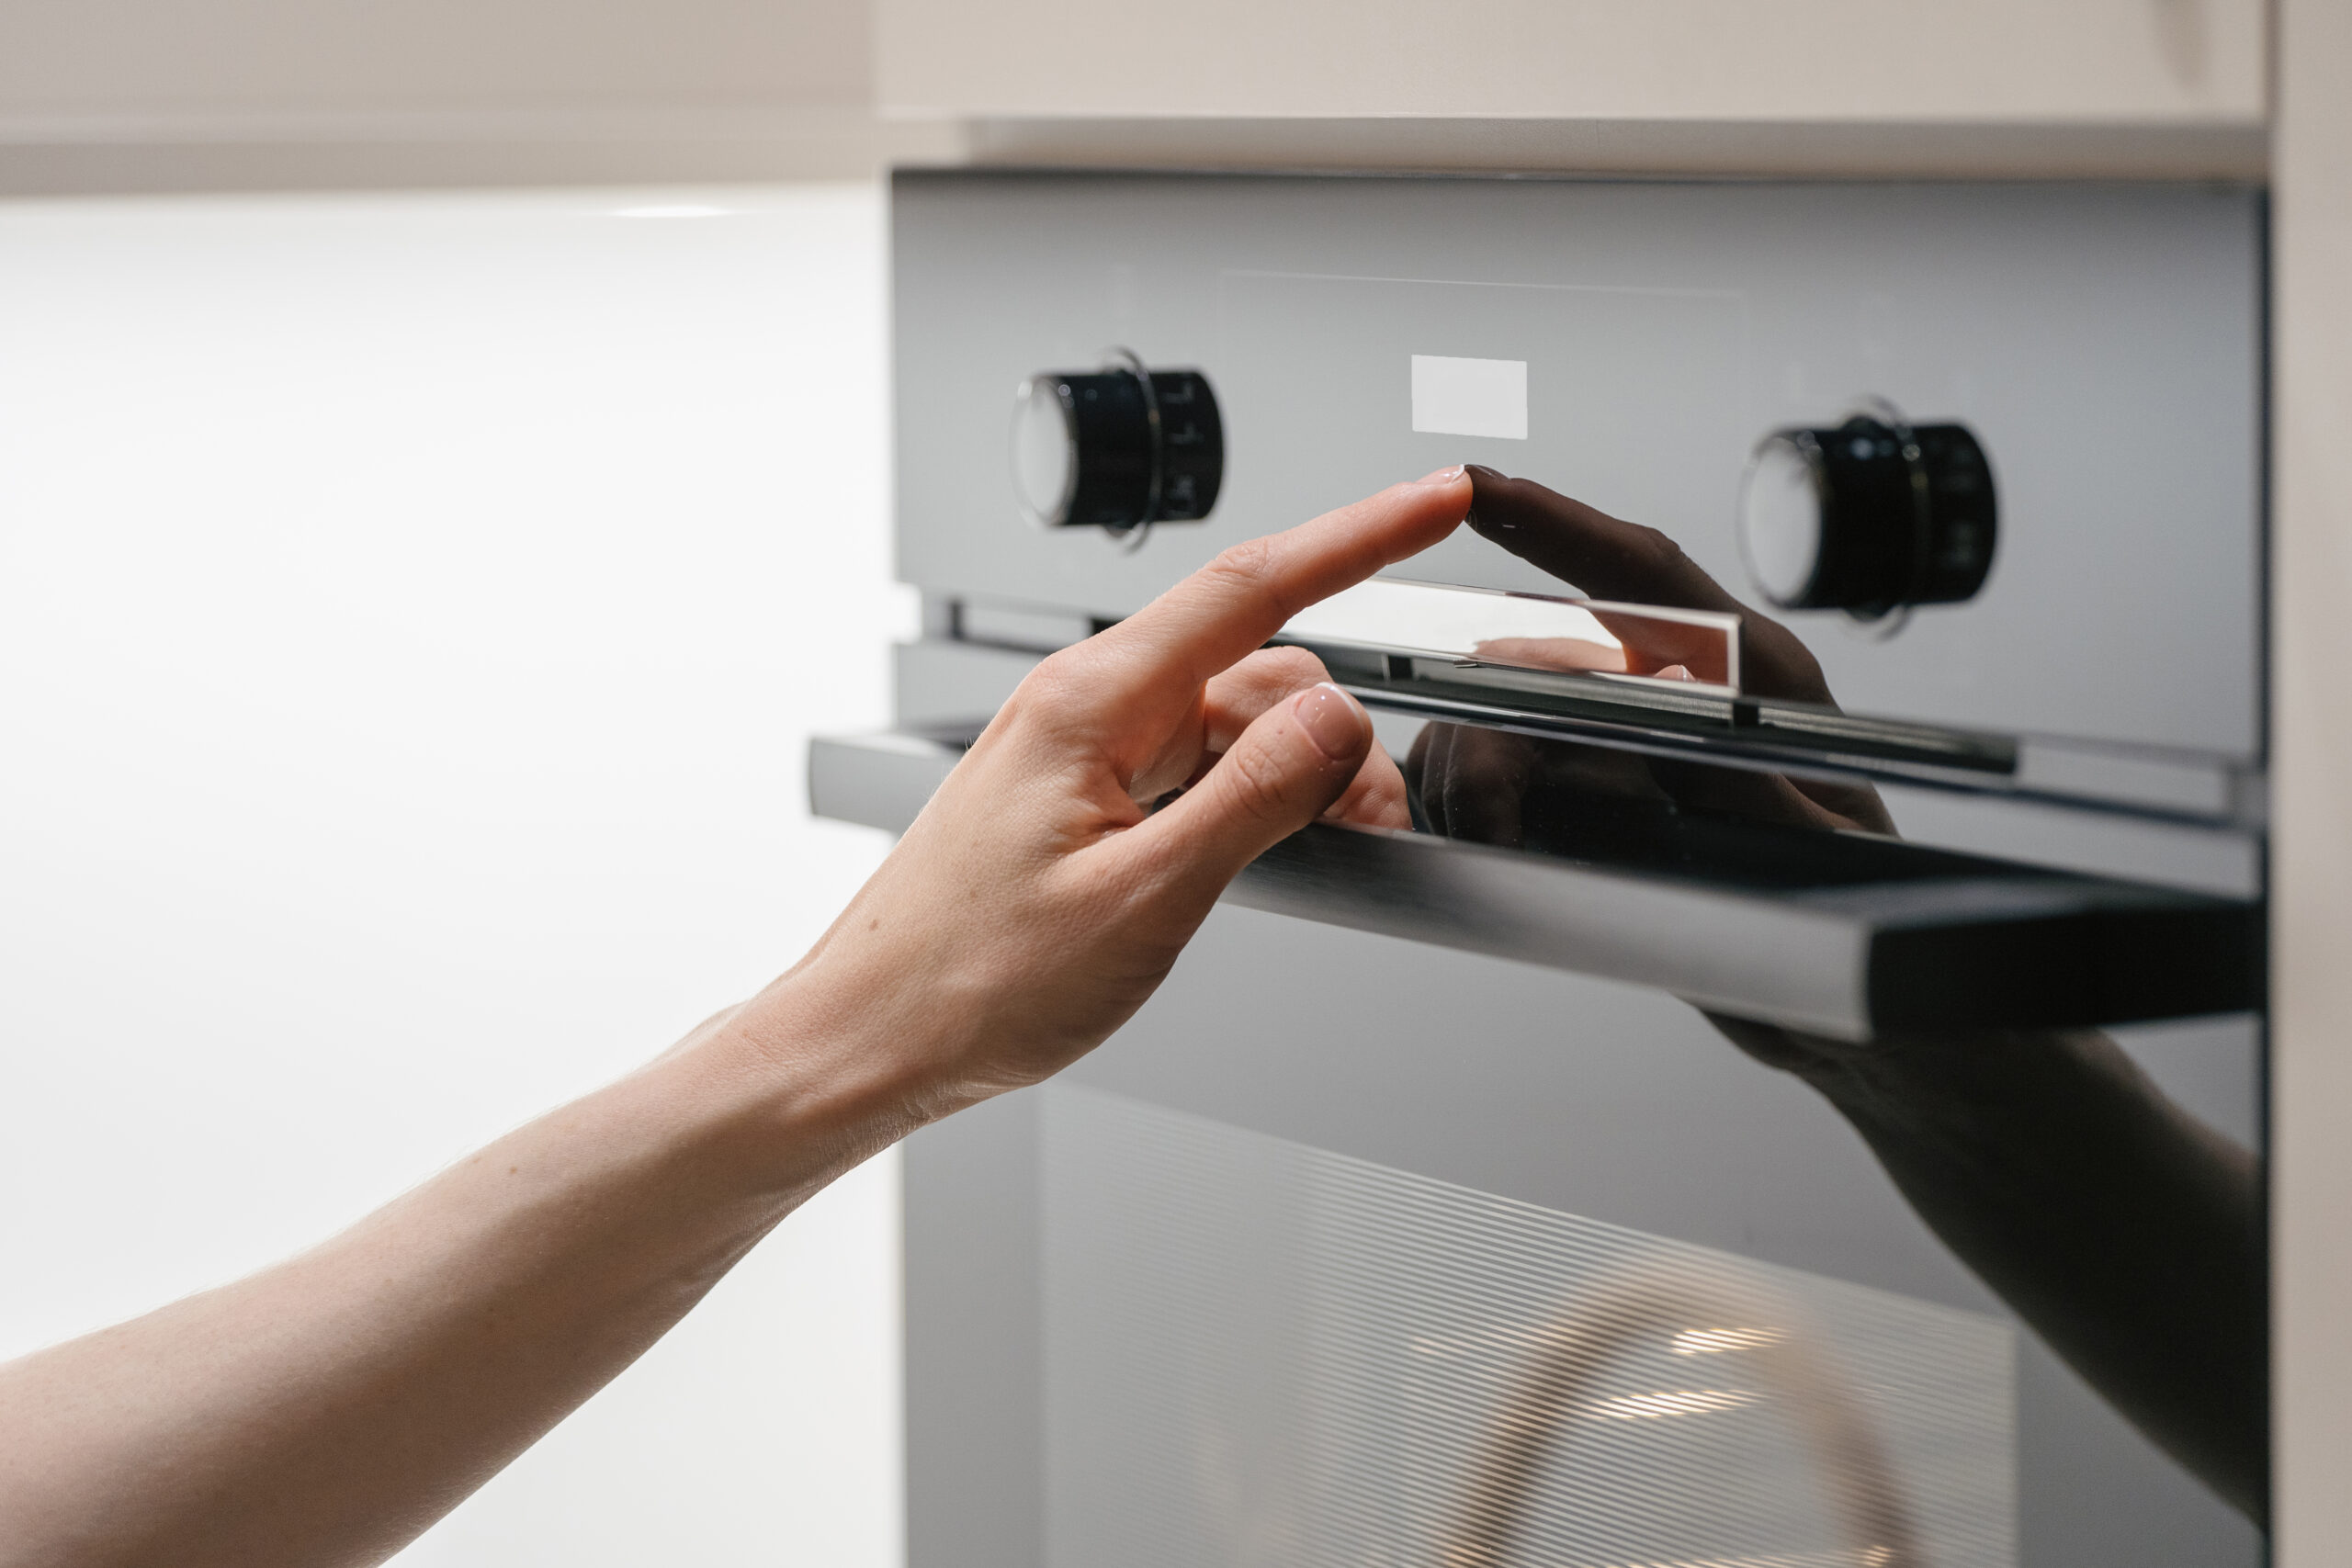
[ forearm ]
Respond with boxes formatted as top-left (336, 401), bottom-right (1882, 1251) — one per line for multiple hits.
top-left (0, 475), bottom-right (1465, 1568)
top-left (0, 980), bottom-right (910, 1568)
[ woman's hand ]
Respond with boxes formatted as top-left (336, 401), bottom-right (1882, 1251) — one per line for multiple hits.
top-left (749, 467), bottom-right (1472, 1127)
top-left (0, 471), bottom-right (1468, 1568)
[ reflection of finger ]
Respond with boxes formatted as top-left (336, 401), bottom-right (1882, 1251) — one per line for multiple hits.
top-left (1655, 663), bottom-right (1694, 682)
top-left (1528, 739), bottom-right (1674, 805)
top-left (1791, 777), bottom-right (1898, 835)
top-left (1646, 758), bottom-right (1856, 832)
top-left (1468, 466), bottom-right (1741, 609)
top-left (1588, 611), bottom-right (1732, 684)
top-left (1703, 1012), bottom-right (1866, 1074)
top-left (1409, 722), bottom-right (1476, 840)
top-left (1468, 635), bottom-right (1626, 675)
top-left (1407, 721), bottom-right (1453, 837)
top-left (1429, 724), bottom-right (1536, 849)
top-left (1466, 468), bottom-right (1833, 705)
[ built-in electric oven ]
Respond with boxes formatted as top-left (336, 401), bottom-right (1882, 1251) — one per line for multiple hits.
top-left (815, 172), bottom-right (2267, 1567)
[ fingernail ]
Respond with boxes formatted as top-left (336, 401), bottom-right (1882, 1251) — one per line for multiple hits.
top-left (1414, 465), bottom-right (1466, 487)
top-left (1294, 682), bottom-right (1368, 761)
top-left (1464, 465), bottom-right (1510, 530)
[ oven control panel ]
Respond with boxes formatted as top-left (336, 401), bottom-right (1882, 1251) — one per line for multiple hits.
top-left (894, 173), bottom-right (2261, 762)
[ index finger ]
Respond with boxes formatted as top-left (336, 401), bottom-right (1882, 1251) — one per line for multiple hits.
top-left (1465, 466), bottom-right (1741, 611)
top-left (1077, 467), bottom-right (1473, 710)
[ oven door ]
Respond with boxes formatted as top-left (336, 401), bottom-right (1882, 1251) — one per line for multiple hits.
top-left (890, 900), bottom-right (2264, 1568)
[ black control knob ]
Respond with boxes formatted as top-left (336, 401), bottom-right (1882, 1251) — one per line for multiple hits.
top-left (1738, 412), bottom-right (1996, 618)
top-left (1010, 352), bottom-right (1223, 535)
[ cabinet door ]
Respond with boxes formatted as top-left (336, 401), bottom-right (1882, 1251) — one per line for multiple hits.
top-left (877, 0), bottom-right (2263, 130)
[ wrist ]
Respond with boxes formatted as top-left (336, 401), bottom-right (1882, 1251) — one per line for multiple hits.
top-left (678, 962), bottom-right (969, 1194)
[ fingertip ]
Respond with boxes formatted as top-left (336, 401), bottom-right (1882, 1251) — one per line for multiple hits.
top-left (1411, 466), bottom-right (1475, 522)
top-left (1293, 681), bottom-right (1371, 763)
top-left (1379, 464), bottom-right (1475, 545)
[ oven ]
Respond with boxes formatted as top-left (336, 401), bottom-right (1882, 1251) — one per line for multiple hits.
top-left (814, 171), bottom-right (2267, 1567)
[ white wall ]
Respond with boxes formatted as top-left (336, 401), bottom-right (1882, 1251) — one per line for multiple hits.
top-left (0, 183), bottom-right (906, 1565)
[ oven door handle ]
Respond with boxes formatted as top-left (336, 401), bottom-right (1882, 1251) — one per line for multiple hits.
top-left (808, 730), bottom-right (2262, 1043)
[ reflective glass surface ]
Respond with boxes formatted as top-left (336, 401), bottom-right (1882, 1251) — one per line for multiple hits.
top-left (1321, 468), bottom-right (2267, 1529)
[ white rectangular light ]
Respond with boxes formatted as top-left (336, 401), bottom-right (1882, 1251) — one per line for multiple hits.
top-left (1409, 354), bottom-right (1528, 440)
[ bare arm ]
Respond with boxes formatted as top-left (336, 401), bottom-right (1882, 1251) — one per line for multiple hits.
top-left (0, 1001), bottom-right (886, 1566)
top-left (0, 468), bottom-right (1471, 1568)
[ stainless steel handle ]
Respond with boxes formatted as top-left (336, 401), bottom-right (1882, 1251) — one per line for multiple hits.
top-left (808, 730), bottom-right (2261, 1042)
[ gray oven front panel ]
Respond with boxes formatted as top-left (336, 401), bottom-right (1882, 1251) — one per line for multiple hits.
top-left (893, 174), bottom-right (2261, 760)
top-left (889, 170), bottom-right (2268, 1568)
top-left (905, 905), bottom-right (2263, 1568)
top-left (1042, 1082), bottom-right (2020, 1568)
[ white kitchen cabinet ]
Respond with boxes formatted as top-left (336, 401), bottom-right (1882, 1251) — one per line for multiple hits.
top-left (0, 0), bottom-right (935, 192)
top-left (879, 0), bottom-right (2265, 141)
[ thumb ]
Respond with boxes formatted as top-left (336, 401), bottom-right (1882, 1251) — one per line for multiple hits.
top-left (1125, 682), bottom-right (1375, 903)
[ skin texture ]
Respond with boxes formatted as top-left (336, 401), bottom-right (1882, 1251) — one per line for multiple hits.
top-left (0, 468), bottom-right (1469, 1568)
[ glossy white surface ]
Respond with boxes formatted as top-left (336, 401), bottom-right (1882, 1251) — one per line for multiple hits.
top-left (0, 185), bottom-right (905, 1565)
top-left (1009, 376), bottom-right (1077, 527)
top-left (1289, 579), bottom-right (1626, 660)
top-left (1739, 435), bottom-right (1826, 607)
top-left (1408, 354), bottom-right (1528, 441)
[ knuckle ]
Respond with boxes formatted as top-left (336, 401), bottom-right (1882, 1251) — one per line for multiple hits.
top-left (1257, 644), bottom-right (1327, 687)
top-left (1202, 537), bottom-right (1295, 621)
top-left (1631, 524), bottom-right (1690, 576)
top-left (1208, 535), bottom-right (1275, 582)
top-left (1217, 741), bottom-right (1298, 828)
top-left (1010, 650), bottom-right (1083, 714)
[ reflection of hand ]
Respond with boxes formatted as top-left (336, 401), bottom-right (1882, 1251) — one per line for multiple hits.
top-left (1465, 467), bottom-right (1836, 702)
top-left (1408, 724), bottom-right (1667, 851)
top-left (1465, 635), bottom-right (1696, 683)
top-left (1709, 1018), bottom-right (2267, 1522)
top-left (1406, 469), bottom-right (1893, 840)
top-left (1434, 478), bottom-right (2267, 1524)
